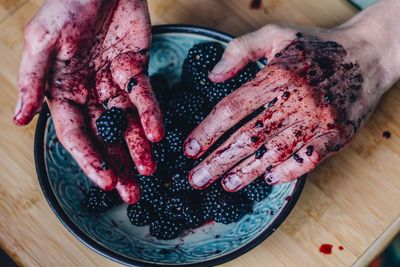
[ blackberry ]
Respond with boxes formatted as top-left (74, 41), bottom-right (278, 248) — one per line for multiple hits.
top-left (96, 107), bottom-right (128, 144)
top-left (230, 63), bottom-right (259, 87)
top-left (184, 209), bottom-right (205, 228)
top-left (153, 141), bottom-right (169, 165)
top-left (171, 172), bottom-right (193, 193)
top-left (181, 42), bottom-right (224, 95)
top-left (243, 178), bottom-right (272, 202)
top-left (153, 194), bottom-right (190, 221)
top-left (200, 183), bottom-right (225, 218)
top-left (172, 151), bottom-right (191, 175)
top-left (127, 201), bottom-right (152, 226)
top-left (170, 90), bottom-right (209, 127)
top-left (150, 219), bottom-right (183, 240)
top-left (182, 42), bottom-right (259, 106)
top-left (205, 63), bottom-right (259, 105)
top-left (150, 74), bottom-right (170, 108)
top-left (137, 175), bottom-right (162, 203)
top-left (81, 186), bottom-right (121, 212)
top-left (164, 127), bottom-right (185, 154)
top-left (162, 109), bottom-right (175, 131)
top-left (183, 42), bottom-right (224, 71)
top-left (213, 197), bottom-right (252, 224)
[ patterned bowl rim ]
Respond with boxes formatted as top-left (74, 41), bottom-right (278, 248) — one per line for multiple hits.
top-left (34, 24), bottom-right (306, 267)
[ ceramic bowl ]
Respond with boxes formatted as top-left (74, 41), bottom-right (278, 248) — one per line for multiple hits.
top-left (35, 24), bottom-right (305, 267)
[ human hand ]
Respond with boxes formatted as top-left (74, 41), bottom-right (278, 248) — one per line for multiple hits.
top-left (184, 4), bottom-right (400, 192)
top-left (13, 0), bottom-right (163, 203)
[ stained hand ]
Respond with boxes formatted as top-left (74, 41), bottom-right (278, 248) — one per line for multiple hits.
top-left (13, 0), bottom-right (163, 203)
top-left (184, 23), bottom-right (399, 192)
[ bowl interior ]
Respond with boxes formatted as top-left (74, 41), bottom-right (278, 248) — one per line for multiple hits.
top-left (38, 26), bottom-right (304, 266)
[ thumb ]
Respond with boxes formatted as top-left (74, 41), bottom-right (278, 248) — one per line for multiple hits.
top-left (209, 25), bottom-right (295, 83)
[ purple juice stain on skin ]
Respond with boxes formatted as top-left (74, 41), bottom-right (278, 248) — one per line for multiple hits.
top-left (266, 33), bottom-right (365, 151)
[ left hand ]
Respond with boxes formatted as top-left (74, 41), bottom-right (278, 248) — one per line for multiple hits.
top-left (183, 21), bottom-right (400, 192)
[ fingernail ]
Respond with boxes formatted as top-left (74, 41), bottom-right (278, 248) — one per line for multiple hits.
top-left (146, 133), bottom-right (155, 142)
top-left (191, 167), bottom-right (212, 188)
top-left (137, 165), bottom-right (146, 172)
top-left (210, 58), bottom-right (228, 75)
top-left (13, 97), bottom-right (22, 120)
top-left (265, 172), bottom-right (279, 185)
top-left (185, 138), bottom-right (200, 157)
top-left (223, 173), bottom-right (243, 191)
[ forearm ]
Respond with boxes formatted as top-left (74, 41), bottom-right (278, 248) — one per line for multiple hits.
top-left (337, 0), bottom-right (400, 89)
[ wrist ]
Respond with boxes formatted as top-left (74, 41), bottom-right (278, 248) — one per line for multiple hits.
top-left (336, 0), bottom-right (400, 92)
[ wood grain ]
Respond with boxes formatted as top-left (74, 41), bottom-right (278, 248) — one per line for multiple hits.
top-left (0, 0), bottom-right (399, 266)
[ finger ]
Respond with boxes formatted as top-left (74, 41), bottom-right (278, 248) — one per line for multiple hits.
top-left (209, 25), bottom-right (294, 83)
top-left (14, 23), bottom-right (56, 125)
top-left (108, 94), bottom-right (157, 176)
top-left (95, 65), bottom-right (119, 103)
top-left (87, 105), bottom-right (141, 204)
top-left (110, 52), bottom-right (164, 142)
top-left (188, 106), bottom-right (297, 189)
top-left (184, 70), bottom-right (291, 159)
top-left (266, 132), bottom-right (338, 184)
top-left (219, 122), bottom-right (319, 192)
top-left (102, 0), bottom-right (150, 56)
top-left (48, 99), bottom-right (117, 190)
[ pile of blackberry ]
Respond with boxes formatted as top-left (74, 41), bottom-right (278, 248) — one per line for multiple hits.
top-left (82, 42), bottom-right (272, 240)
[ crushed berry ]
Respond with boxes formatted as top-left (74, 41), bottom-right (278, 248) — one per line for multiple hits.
top-left (308, 70), bottom-right (317, 76)
top-left (282, 91), bottom-right (290, 99)
top-left (324, 93), bottom-right (333, 103)
top-left (293, 153), bottom-right (303, 163)
top-left (268, 97), bottom-right (278, 107)
top-left (383, 131), bottom-right (391, 139)
top-left (126, 77), bottom-right (138, 93)
top-left (100, 161), bottom-right (109, 170)
top-left (249, 0), bottom-right (262, 9)
top-left (255, 145), bottom-right (268, 159)
top-left (349, 94), bottom-right (356, 103)
top-left (255, 121), bottom-right (264, 128)
top-left (251, 136), bottom-right (259, 143)
top-left (266, 165), bottom-right (272, 172)
top-left (305, 145), bottom-right (314, 156)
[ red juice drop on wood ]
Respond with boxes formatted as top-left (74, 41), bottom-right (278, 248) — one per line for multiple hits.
top-left (319, 244), bottom-right (333, 254)
top-left (339, 246), bottom-right (344, 251)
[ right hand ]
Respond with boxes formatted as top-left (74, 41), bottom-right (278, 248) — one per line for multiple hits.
top-left (13, 0), bottom-right (163, 204)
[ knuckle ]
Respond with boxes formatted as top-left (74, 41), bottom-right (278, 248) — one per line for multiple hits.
top-left (24, 22), bottom-right (53, 53)
top-left (228, 37), bottom-right (248, 54)
top-left (216, 96), bottom-right (242, 118)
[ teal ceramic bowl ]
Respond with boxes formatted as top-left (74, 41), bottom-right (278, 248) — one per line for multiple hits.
top-left (35, 25), bottom-right (305, 267)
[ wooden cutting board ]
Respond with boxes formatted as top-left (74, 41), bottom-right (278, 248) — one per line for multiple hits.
top-left (0, 0), bottom-right (399, 266)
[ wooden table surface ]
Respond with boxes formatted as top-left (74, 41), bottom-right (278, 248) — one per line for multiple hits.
top-left (0, 0), bottom-right (399, 266)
